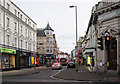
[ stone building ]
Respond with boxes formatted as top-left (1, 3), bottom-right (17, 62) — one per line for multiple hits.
top-left (0, 0), bottom-right (37, 70)
top-left (86, 1), bottom-right (120, 73)
top-left (37, 23), bottom-right (57, 62)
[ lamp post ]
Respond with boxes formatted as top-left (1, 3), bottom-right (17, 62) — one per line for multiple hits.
top-left (69, 5), bottom-right (78, 72)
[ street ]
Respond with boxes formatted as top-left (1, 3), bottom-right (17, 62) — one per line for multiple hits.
top-left (2, 66), bottom-right (79, 83)
top-left (2, 66), bottom-right (120, 84)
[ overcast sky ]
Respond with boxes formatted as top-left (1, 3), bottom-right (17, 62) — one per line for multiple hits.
top-left (11, 0), bottom-right (101, 54)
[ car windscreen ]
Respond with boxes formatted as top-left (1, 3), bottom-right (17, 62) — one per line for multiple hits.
top-left (60, 59), bottom-right (67, 62)
top-left (53, 63), bottom-right (60, 65)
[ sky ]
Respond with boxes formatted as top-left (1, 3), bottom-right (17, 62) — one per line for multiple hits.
top-left (11, 0), bottom-right (101, 54)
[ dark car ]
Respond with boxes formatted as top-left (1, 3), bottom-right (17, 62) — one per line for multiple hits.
top-left (67, 62), bottom-right (75, 68)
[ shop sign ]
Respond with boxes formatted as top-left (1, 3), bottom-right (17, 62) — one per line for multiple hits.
top-left (0, 47), bottom-right (16, 54)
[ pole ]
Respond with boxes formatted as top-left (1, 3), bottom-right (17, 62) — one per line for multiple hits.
top-left (69, 5), bottom-right (78, 72)
top-left (75, 6), bottom-right (78, 72)
top-left (34, 53), bottom-right (36, 70)
top-left (75, 6), bottom-right (78, 48)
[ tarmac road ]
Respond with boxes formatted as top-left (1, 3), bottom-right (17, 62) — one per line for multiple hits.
top-left (2, 66), bottom-right (120, 84)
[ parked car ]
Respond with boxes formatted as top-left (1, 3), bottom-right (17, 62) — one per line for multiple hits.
top-left (52, 62), bottom-right (62, 70)
top-left (67, 62), bottom-right (75, 68)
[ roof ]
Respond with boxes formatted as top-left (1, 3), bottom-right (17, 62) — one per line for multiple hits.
top-left (44, 23), bottom-right (54, 31)
top-left (37, 29), bottom-right (46, 37)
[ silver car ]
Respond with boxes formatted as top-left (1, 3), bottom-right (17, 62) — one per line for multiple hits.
top-left (52, 63), bottom-right (62, 70)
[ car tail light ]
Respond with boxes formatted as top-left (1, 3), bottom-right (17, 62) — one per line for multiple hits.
top-left (52, 65), bottom-right (54, 67)
top-left (58, 64), bottom-right (60, 66)
top-left (66, 62), bottom-right (67, 64)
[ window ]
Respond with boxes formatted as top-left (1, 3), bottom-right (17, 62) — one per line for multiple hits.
top-left (50, 32), bottom-right (52, 35)
top-left (26, 29), bottom-right (27, 37)
top-left (0, 13), bottom-right (1, 24)
top-left (33, 25), bottom-right (34, 28)
top-left (20, 14), bottom-right (22, 20)
top-left (25, 18), bottom-right (27, 23)
top-left (7, 35), bottom-right (9, 45)
top-left (39, 43), bottom-right (43, 45)
top-left (14, 9), bottom-right (17, 16)
top-left (28, 19), bottom-right (29, 24)
top-left (46, 47), bottom-right (49, 53)
top-left (26, 42), bottom-right (27, 49)
top-left (50, 39), bottom-right (52, 43)
top-left (0, 32), bottom-right (1, 44)
top-left (21, 40), bottom-right (22, 49)
top-left (50, 48), bottom-right (52, 53)
top-left (30, 31), bottom-right (31, 38)
top-left (46, 38), bottom-right (49, 42)
top-left (47, 49), bottom-right (49, 53)
top-left (20, 26), bottom-right (22, 34)
top-left (33, 34), bottom-right (34, 41)
top-left (7, 3), bottom-right (10, 10)
top-left (33, 44), bottom-right (35, 51)
top-left (29, 43), bottom-right (31, 51)
top-left (18, 12), bottom-right (20, 17)
top-left (29, 22), bottom-right (31, 26)
top-left (6, 17), bottom-right (10, 27)
top-left (14, 22), bottom-right (17, 31)
top-left (15, 38), bottom-right (17, 47)
top-left (47, 31), bottom-right (49, 35)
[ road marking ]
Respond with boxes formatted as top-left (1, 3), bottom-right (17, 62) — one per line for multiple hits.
top-left (88, 67), bottom-right (92, 72)
top-left (50, 69), bottom-right (63, 80)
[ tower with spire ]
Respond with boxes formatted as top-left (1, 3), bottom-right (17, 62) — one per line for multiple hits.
top-left (37, 22), bottom-right (57, 66)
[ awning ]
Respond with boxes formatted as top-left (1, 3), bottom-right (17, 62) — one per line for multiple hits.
top-left (83, 48), bottom-right (95, 54)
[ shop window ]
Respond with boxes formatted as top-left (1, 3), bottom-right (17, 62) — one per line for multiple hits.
top-left (2, 55), bottom-right (9, 69)
top-left (2, 55), bottom-right (15, 69)
top-left (10, 55), bottom-right (15, 68)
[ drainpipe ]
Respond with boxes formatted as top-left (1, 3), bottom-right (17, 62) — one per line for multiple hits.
top-left (3, 0), bottom-right (5, 45)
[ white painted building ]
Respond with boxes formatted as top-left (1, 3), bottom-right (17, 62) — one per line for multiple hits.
top-left (0, 0), bottom-right (37, 51)
top-left (0, 0), bottom-right (37, 69)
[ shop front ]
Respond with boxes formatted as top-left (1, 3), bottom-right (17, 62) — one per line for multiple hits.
top-left (39, 54), bottom-right (45, 66)
top-left (19, 51), bottom-right (30, 68)
top-left (0, 47), bottom-right (16, 70)
top-left (31, 52), bottom-right (37, 67)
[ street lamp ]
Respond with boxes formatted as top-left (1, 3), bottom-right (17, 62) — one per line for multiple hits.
top-left (69, 5), bottom-right (78, 72)
top-left (69, 5), bottom-right (78, 49)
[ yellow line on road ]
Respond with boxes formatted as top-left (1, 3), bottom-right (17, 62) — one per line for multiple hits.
top-left (88, 67), bottom-right (92, 72)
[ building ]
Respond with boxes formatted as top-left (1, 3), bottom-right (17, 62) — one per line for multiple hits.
top-left (83, 1), bottom-right (120, 73)
top-left (37, 23), bottom-right (57, 65)
top-left (77, 37), bottom-right (84, 65)
top-left (94, 1), bottom-right (120, 73)
top-left (0, 0), bottom-right (37, 70)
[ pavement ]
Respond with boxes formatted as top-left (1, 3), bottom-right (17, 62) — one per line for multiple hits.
top-left (2, 66), bottom-right (47, 77)
top-left (53, 65), bottom-right (120, 82)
